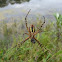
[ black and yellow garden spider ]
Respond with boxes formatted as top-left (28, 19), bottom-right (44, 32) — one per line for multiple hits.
top-left (17, 9), bottom-right (45, 48)
top-left (2, 9), bottom-right (49, 61)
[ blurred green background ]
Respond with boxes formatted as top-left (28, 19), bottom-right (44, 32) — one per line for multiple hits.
top-left (0, 0), bottom-right (62, 62)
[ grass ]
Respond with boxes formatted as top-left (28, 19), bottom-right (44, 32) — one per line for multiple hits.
top-left (0, 13), bottom-right (62, 62)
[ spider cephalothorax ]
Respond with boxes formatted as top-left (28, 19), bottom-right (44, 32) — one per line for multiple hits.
top-left (30, 25), bottom-right (35, 32)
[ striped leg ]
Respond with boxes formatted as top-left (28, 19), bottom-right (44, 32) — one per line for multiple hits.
top-left (34, 37), bottom-right (42, 47)
top-left (25, 9), bottom-right (31, 32)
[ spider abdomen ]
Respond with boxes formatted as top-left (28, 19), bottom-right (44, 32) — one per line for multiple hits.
top-left (31, 38), bottom-right (36, 43)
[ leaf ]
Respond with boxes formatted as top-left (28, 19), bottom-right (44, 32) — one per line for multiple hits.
top-left (37, 33), bottom-right (39, 40)
top-left (46, 54), bottom-right (51, 60)
top-left (55, 50), bottom-right (62, 56)
top-left (43, 58), bottom-right (46, 62)
top-left (48, 50), bottom-right (62, 61)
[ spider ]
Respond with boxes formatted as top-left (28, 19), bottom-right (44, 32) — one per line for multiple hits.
top-left (2, 10), bottom-right (47, 60)
top-left (19, 9), bottom-right (45, 48)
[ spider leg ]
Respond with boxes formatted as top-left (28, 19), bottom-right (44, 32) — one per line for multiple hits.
top-left (41, 16), bottom-right (45, 27)
top-left (25, 9), bottom-right (31, 32)
top-left (23, 33), bottom-right (29, 36)
top-left (34, 37), bottom-right (48, 51)
top-left (34, 16), bottom-right (45, 35)
top-left (19, 37), bottom-right (30, 46)
top-left (12, 37), bottom-right (30, 49)
top-left (34, 37), bottom-right (42, 47)
top-left (34, 37), bottom-right (51, 53)
top-left (34, 30), bottom-right (44, 35)
top-left (34, 30), bottom-right (41, 35)
top-left (22, 33), bottom-right (29, 40)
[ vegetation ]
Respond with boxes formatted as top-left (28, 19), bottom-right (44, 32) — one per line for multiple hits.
top-left (0, 0), bottom-right (30, 7)
top-left (0, 13), bottom-right (62, 62)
